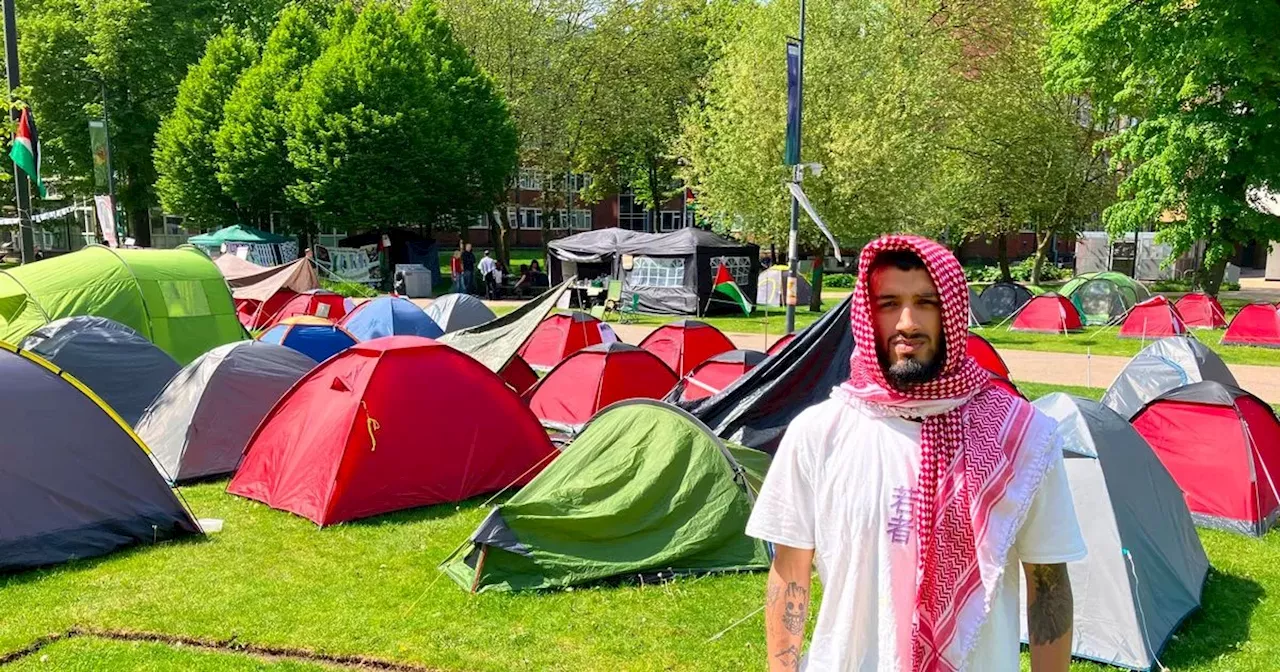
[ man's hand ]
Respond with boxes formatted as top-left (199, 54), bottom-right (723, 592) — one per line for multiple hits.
top-left (1025, 562), bottom-right (1073, 672)
top-left (765, 545), bottom-right (814, 671)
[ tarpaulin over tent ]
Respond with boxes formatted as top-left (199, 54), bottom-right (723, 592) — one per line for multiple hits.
top-left (1101, 336), bottom-right (1238, 420)
top-left (438, 280), bottom-right (569, 373)
top-left (20, 316), bottom-right (181, 426)
top-left (676, 295), bottom-right (853, 453)
top-left (1222, 303), bottom-right (1280, 347)
top-left (0, 246), bottom-right (245, 364)
top-left (217, 256), bottom-right (319, 301)
top-left (1118, 296), bottom-right (1187, 339)
top-left (1175, 293), bottom-right (1227, 329)
top-left (441, 400), bottom-right (771, 592)
top-left (524, 342), bottom-right (677, 432)
top-left (1026, 394), bottom-right (1208, 670)
top-left (136, 341), bottom-right (315, 484)
top-left (340, 296), bottom-right (443, 340)
top-left (1131, 381), bottom-right (1280, 536)
top-left (0, 343), bottom-right (200, 573)
top-left (229, 337), bottom-right (556, 526)
top-left (426, 293), bottom-right (497, 333)
top-left (547, 228), bottom-right (658, 284)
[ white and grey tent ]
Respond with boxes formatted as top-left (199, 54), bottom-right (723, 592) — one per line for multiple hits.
top-left (757, 266), bottom-right (812, 307)
top-left (135, 341), bottom-right (315, 483)
top-left (19, 316), bottom-right (181, 426)
top-left (1101, 336), bottom-right (1238, 420)
top-left (1023, 394), bottom-right (1209, 671)
top-left (979, 281), bottom-right (1033, 321)
top-left (426, 293), bottom-right (497, 333)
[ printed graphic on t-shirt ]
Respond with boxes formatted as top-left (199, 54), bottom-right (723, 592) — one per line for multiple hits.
top-left (887, 486), bottom-right (919, 545)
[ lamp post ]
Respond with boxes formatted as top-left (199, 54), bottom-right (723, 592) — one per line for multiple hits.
top-left (784, 0), bottom-right (806, 334)
top-left (3, 0), bottom-right (35, 263)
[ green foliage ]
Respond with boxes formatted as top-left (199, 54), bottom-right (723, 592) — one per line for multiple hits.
top-left (1042, 0), bottom-right (1280, 294)
top-left (285, 0), bottom-right (517, 230)
top-left (964, 258), bottom-right (1067, 284)
top-left (320, 278), bottom-right (377, 298)
top-left (214, 4), bottom-right (325, 226)
top-left (823, 273), bottom-right (854, 288)
top-left (155, 29), bottom-right (259, 228)
top-left (1151, 279), bottom-right (1241, 293)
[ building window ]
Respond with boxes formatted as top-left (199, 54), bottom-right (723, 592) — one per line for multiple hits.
top-left (571, 211), bottom-right (592, 230)
top-left (518, 168), bottom-right (543, 191)
top-left (470, 213), bottom-right (490, 230)
top-left (710, 255), bottom-right (752, 285)
top-left (551, 212), bottom-right (569, 230)
top-left (520, 208), bottom-right (543, 230)
top-left (659, 211), bottom-right (684, 232)
top-left (630, 256), bottom-right (685, 287)
top-left (619, 192), bottom-right (649, 232)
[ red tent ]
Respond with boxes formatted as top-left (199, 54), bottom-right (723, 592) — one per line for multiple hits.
top-left (227, 336), bottom-right (556, 526)
top-left (967, 332), bottom-right (1010, 379)
top-left (987, 373), bottom-right (1025, 400)
top-left (1131, 381), bottom-right (1280, 536)
top-left (1175, 293), bottom-right (1228, 329)
top-left (679, 349), bottom-right (767, 402)
top-left (518, 312), bottom-right (612, 371)
top-left (266, 289), bottom-right (354, 328)
top-left (524, 342), bottom-right (677, 431)
top-left (766, 333), bottom-right (796, 356)
top-left (1010, 293), bottom-right (1084, 333)
top-left (236, 290), bottom-right (298, 330)
top-left (638, 319), bottom-right (736, 377)
top-left (1118, 296), bottom-right (1188, 339)
top-left (499, 355), bottom-right (539, 395)
top-left (1222, 304), bottom-right (1280, 347)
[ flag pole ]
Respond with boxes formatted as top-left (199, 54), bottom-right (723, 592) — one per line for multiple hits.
top-left (3, 0), bottom-right (36, 264)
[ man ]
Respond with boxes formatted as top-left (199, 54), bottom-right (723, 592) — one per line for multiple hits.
top-left (461, 243), bottom-right (477, 294)
top-left (478, 250), bottom-right (498, 299)
top-left (747, 235), bottom-right (1085, 672)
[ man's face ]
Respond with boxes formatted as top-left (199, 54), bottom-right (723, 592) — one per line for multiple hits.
top-left (465, 243), bottom-right (473, 252)
top-left (870, 264), bottom-right (945, 387)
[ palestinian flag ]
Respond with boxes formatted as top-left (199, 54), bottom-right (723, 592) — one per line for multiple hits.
top-left (712, 263), bottom-right (752, 316)
top-left (9, 108), bottom-right (46, 198)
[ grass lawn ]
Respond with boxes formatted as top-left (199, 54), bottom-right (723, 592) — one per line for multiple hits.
top-left (3, 381), bottom-right (1278, 670)
top-left (977, 325), bottom-right (1280, 367)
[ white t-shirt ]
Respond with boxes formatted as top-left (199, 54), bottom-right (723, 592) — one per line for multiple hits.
top-left (478, 256), bottom-right (498, 276)
top-left (746, 396), bottom-right (1086, 672)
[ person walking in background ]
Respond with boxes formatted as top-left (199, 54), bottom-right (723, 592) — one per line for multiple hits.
top-left (450, 250), bottom-right (464, 293)
top-left (478, 250), bottom-right (498, 299)
top-left (461, 243), bottom-right (477, 294)
top-left (748, 235), bottom-right (1084, 672)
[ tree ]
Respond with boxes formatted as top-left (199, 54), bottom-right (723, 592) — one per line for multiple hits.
top-left (214, 4), bottom-right (325, 229)
top-left (285, 0), bottom-right (517, 230)
top-left (1043, 0), bottom-right (1280, 295)
top-left (155, 28), bottom-right (258, 229)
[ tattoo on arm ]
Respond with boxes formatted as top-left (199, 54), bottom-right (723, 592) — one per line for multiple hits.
top-left (774, 645), bottom-right (801, 669)
top-left (1027, 563), bottom-right (1072, 646)
top-left (781, 582), bottom-right (809, 637)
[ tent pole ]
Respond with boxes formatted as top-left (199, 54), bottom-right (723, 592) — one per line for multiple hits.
top-left (470, 546), bottom-right (489, 594)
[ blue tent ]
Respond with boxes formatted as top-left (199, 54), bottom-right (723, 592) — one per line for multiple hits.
top-left (258, 317), bottom-right (357, 362)
top-left (341, 297), bottom-right (443, 341)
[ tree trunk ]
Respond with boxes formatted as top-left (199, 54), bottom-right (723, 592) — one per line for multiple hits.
top-left (489, 208), bottom-right (511, 268)
top-left (1029, 228), bottom-right (1054, 285)
top-left (808, 247), bottom-right (825, 312)
top-left (995, 233), bottom-right (1011, 282)
top-left (128, 206), bottom-right (151, 247)
top-left (1200, 255), bottom-right (1230, 297)
top-left (647, 160), bottom-right (662, 234)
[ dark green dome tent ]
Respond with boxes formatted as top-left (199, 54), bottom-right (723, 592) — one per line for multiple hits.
top-left (442, 400), bottom-right (771, 592)
top-left (1062, 271), bottom-right (1151, 326)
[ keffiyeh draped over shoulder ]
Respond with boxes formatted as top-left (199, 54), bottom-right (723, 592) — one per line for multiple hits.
top-left (839, 235), bottom-right (1058, 672)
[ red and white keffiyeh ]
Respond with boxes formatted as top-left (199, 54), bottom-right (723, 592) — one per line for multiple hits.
top-left (839, 235), bottom-right (1057, 672)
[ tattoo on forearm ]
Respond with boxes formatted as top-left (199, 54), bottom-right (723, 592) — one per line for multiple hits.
top-left (780, 582), bottom-right (809, 636)
top-left (766, 581), bottom-right (782, 606)
top-left (774, 645), bottom-right (801, 669)
top-left (1028, 564), bottom-right (1072, 645)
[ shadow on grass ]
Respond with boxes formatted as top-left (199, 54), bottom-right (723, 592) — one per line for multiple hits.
top-left (339, 494), bottom-right (498, 528)
top-left (0, 531), bottom-right (211, 591)
top-left (1160, 567), bottom-right (1266, 667)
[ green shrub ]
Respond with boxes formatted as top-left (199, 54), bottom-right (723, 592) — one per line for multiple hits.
top-left (321, 278), bottom-right (378, 298)
top-left (824, 273), bottom-right (855, 288)
top-left (1150, 279), bottom-right (1240, 292)
top-left (963, 258), bottom-right (1068, 283)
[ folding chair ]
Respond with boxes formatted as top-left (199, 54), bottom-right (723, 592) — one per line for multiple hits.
top-left (620, 292), bottom-right (640, 324)
top-left (601, 280), bottom-right (624, 322)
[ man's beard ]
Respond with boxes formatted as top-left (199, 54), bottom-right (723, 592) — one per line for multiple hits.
top-left (879, 335), bottom-right (946, 388)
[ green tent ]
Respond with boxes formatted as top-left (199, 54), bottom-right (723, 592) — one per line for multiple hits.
top-left (0, 246), bottom-right (246, 363)
top-left (442, 400), bottom-right (772, 593)
top-left (187, 224), bottom-right (289, 247)
top-left (1062, 271), bottom-right (1151, 325)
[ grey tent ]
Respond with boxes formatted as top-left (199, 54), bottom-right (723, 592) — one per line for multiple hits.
top-left (426, 293), bottom-right (497, 333)
top-left (19, 316), bottom-right (181, 426)
top-left (135, 341), bottom-right (316, 484)
top-left (968, 286), bottom-right (992, 326)
top-left (1101, 336), bottom-right (1238, 420)
top-left (677, 295), bottom-right (853, 453)
top-left (757, 266), bottom-right (812, 307)
top-left (1024, 394), bottom-right (1208, 670)
top-left (979, 281), bottom-right (1033, 321)
top-left (0, 343), bottom-right (200, 573)
top-left (548, 228), bottom-right (659, 284)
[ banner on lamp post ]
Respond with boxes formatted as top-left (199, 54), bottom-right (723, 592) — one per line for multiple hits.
top-left (784, 39), bottom-right (802, 166)
top-left (93, 195), bottom-right (118, 248)
top-left (88, 120), bottom-right (109, 189)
